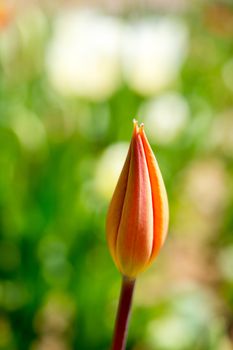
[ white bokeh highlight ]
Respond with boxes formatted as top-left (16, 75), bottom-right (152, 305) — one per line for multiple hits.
top-left (46, 10), bottom-right (189, 100)
top-left (46, 10), bottom-right (123, 101)
top-left (140, 92), bottom-right (190, 144)
top-left (94, 142), bottom-right (128, 200)
top-left (122, 18), bottom-right (188, 96)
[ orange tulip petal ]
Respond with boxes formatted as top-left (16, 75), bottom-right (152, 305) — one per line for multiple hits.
top-left (106, 120), bottom-right (169, 278)
top-left (140, 126), bottom-right (169, 262)
top-left (106, 143), bottom-right (132, 266)
top-left (116, 126), bottom-right (153, 277)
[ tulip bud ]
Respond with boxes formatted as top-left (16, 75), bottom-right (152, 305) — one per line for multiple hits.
top-left (106, 120), bottom-right (169, 278)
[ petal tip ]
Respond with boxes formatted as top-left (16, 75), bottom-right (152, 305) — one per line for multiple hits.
top-left (133, 119), bottom-right (139, 134)
top-left (139, 123), bottom-right (144, 133)
top-left (133, 119), bottom-right (145, 135)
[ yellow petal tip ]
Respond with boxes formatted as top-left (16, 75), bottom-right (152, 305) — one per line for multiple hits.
top-left (133, 119), bottom-right (139, 134)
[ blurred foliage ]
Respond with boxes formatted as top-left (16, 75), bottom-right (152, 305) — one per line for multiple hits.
top-left (0, 2), bottom-right (233, 350)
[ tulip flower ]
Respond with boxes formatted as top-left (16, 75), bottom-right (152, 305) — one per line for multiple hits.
top-left (106, 120), bottom-right (169, 350)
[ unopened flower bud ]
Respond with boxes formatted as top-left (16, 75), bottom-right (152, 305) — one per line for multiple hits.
top-left (106, 120), bottom-right (169, 278)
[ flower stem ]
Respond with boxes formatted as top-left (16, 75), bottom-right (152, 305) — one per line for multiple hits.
top-left (111, 276), bottom-right (136, 350)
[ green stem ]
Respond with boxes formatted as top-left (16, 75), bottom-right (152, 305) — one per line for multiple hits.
top-left (111, 276), bottom-right (136, 350)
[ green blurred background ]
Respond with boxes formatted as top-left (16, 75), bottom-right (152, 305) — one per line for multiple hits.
top-left (0, 1), bottom-right (233, 349)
